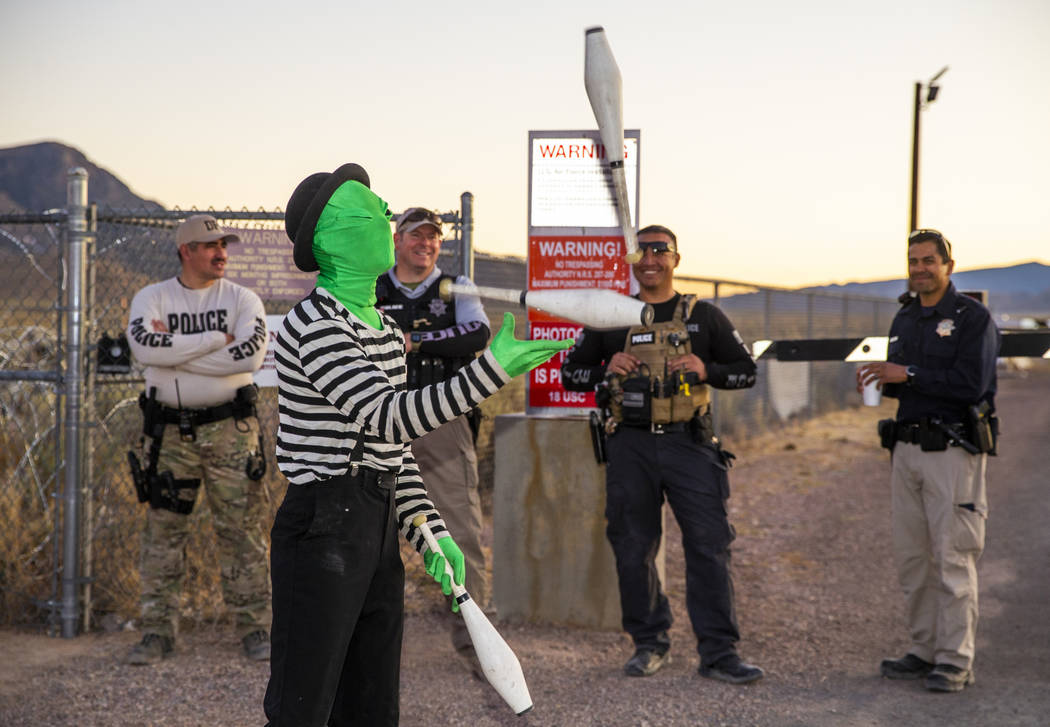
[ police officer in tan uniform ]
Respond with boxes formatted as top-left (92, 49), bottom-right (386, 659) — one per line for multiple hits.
top-left (858, 229), bottom-right (999, 692)
top-left (125, 214), bottom-right (271, 664)
top-left (561, 225), bottom-right (762, 683)
top-left (375, 206), bottom-right (491, 676)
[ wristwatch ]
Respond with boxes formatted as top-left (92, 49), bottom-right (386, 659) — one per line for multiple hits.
top-left (410, 332), bottom-right (422, 344)
top-left (905, 366), bottom-right (917, 386)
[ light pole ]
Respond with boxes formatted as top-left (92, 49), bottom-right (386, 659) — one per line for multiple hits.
top-left (909, 65), bottom-right (949, 234)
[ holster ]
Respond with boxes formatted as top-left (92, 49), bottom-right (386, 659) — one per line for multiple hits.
top-left (128, 387), bottom-right (165, 504)
top-left (127, 451), bottom-right (150, 503)
top-left (968, 401), bottom-right (997, 455)
top-left (688, 410), bottom-right (734, 468)
top-left (877, 418), bottom-right (897, 451)
top-left (233, 383), bottom-right (259, 420)
top-left (236, 384), bottom-right (267, 481)
top-left (589, 411), bottom-right (608, 464)
top-left (245, 432), bottom-right (267, 481)
top-left (918, 418), bottom-right (949, 451)
top-left (131, 386), bottom-right (204, 513)
top-left (688, 410), bottom-right (716, 444)
top-left (150, 472), bottom-right (199, 515)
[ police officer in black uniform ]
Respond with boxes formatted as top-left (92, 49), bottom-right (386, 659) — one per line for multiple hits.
top-left (561, 225), bottom-right (762, 684)
top-left (375, 206), bottom-right (491, 676)
top-left (857, 229), bottom-right (999, 693)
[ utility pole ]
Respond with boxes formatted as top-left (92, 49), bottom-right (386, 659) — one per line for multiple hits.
top-left (909, 66), bottom-right (949, 234)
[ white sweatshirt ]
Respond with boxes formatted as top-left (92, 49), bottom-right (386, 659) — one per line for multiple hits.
top-left (127, 277), bottom-right (267, 408)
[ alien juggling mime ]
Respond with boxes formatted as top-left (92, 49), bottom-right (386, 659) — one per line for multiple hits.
top-left (262, 163), bottom-right (572, 727)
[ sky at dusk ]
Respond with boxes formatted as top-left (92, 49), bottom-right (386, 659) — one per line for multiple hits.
top-left (2, 0), bottom-right (1047, 287)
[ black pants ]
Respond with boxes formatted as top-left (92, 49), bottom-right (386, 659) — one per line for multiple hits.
top-left (264, 468), bottom-right (404, 726)
top-left (605, 426), bottom-right (740, 666)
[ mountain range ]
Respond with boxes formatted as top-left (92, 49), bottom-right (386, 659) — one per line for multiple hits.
top-left (0, 140), bottom-right (162, 212)
top-left (1, 140), bottom-right (1046, 314)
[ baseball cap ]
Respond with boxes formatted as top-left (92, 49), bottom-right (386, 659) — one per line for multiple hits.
top-left (176, 214), bottom-right (241, 247)
top-left (396, 207), bottom-right (443, 235)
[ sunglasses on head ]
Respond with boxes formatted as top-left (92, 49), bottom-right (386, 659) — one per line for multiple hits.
top-left (908, 228), bottom-right (951, 258)
top-left (400, 208), bottom-right (442, 226)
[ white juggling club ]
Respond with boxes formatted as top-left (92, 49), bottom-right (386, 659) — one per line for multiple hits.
top-left (440, 279), bottom-right (654, 330)
top-left (412, 515), bottom-right (533, 716)
top-left (584, 26), bottom-right (640, 264)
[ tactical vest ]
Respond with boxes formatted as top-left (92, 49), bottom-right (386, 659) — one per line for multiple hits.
top-left (375, 273), bottom-right (472, 390)
top-left (609, 295), bottom-right (710, 425)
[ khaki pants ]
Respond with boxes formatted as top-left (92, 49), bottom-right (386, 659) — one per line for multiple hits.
top-left (890, 442), bottom-right (987, 670)
top-left (411, 415), bottom-right (489, 650)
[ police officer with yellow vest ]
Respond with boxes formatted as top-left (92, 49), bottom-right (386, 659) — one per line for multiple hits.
top-left (561, 225), bottom-right (762, 684)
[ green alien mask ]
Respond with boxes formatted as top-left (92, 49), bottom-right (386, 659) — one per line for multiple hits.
top-left (312, 180), bottom-right (394, 330)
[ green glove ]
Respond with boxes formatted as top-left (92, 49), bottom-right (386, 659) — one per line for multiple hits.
top-left (489, 312), bottom-right (574, 378)
top-left (423, 535), bottom-right (465, 612)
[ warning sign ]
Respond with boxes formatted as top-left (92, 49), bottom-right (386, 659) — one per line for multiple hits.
top-left (224, 228), bottom-right (316, 301)
top-left (526, 129), bottom-right (641, 416)
top-left (525, 235), bottom-right (632, 410)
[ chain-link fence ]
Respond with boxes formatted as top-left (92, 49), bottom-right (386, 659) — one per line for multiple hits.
top-left (0, 178), bottom-right (480, 635)
top-left (0, 171), bottom-right (899, 634)
top-left (0, 210), bottom-right (65, 630)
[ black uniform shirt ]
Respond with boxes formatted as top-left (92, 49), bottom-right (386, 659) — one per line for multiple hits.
top-left (375, 271), bottom-right (489, 359)
top-left (561, 293), bottom-right (757, 392)
top-left (882, 282), bottom-right (1000, 425)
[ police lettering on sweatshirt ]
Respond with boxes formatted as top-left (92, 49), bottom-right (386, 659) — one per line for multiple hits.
top-left (126, 277), bottom-right (267, 408)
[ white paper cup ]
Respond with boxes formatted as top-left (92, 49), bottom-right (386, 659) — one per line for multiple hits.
top-left (863, 378), bottom-right (882, 406)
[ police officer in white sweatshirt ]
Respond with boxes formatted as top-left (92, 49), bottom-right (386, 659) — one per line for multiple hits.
top-left (124, 214), bottom-right (271, 665)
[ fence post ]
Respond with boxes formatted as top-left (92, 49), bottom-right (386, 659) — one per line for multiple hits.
top-left (81, 203), bottom-right (98, 634)
top-left (61, 168), bottom-right (89, 638)
top-left (806, 293), bottom-right (814, 414)
top-left (763, 289), bottom-right (772, 419)
top-left (460, 191), bottom-right (474, 280)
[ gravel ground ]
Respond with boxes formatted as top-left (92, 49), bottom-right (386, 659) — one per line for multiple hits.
top-left (2, 371), bottom-right (1047, 727)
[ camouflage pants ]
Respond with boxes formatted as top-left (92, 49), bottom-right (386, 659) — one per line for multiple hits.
top-left (138, 416), bottom-right (272, 640)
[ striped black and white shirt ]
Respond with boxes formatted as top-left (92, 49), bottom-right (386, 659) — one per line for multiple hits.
top-left (275, 287), bottom-right (509, 548)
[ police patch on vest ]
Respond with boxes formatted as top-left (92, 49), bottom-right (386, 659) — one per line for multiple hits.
top-left (381, 303), bottom-right (405, 311)
top-left (631, 332), bottom-right (655, 346)
top-left (936, 319), bottom-right (955, 338)
top-left (429, 299), bottom-right (448, 317)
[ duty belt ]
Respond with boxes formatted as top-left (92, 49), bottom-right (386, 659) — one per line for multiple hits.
top-left (138, 394), bottom-right (243, 427)
top-left (622, 421), bottom-right (691, 434)
top-left (895, 420), bottom-right (966, 443)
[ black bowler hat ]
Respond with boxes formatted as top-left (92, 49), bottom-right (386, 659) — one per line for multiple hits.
top-left (285, 163), bottom-right (371, 272)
